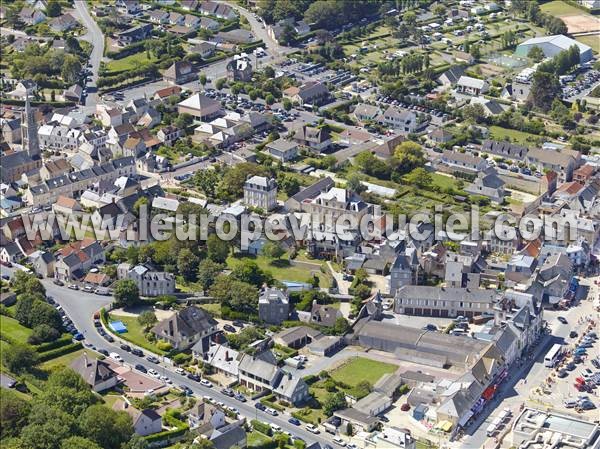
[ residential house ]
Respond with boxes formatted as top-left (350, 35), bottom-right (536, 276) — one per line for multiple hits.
top-left (116, 0), bottom-right (141, 15)
top-left (152, 305), bottom-right (219, 351)
top-left (429, 128), bottom-right (454, 144)
top-left (153, 85), bottom-right (182, 102)
top-left (216, 29), bottom-right (254, 44)
top-left (456, 76), bottom-right (489, 96)
top-left (291, 124), bottom-right (331, 153)
top-left (283, 81), bottom-right (329, 106)
top-left (184, 14), bottom-right (201, 29)
top-left (441, 150), bottom-right (487, 173)
top-left (353, 103), bottom-right (381, 123)
top-left (573, 164), bottom-right (595, 184)
top-left (61, 84), bottom-right (84, 103)
top-left (163, 61), bottom-right (197, 85)
top-left (1, 151), bottom-right (42, 183)
top-left (117, 262), bottom-right (175, 296)
top-left (258, 287), bottom-right (289, 325)
top-left (465, 168), bottom-right (505, 204)
top-left (54, 239), bottom-right (106, 281)
top-left (148, 9), bottom-right (169, 23)
top-left (226, 56), bottom-right (253, 82)
top-left (168, 11), bottom-right (185, 25)
top-left (199, 1), bottom-right (237, 20)
top-left (49, 13), bottom-right (78, 32)
top-left (191, 41), bottom-right (217, 58)
top-left (481, 140), bottom-right (528, 162)
top-left (113, 400), bottom-right (162, 436)
top-left (0, 242), bottom-right (22, 264)
top-left (181, 0), bottom-right (200, 11)
top-left (243, 176), bottom-right (277, 212)
top-left (187, 401), bottom-right (226, 430)
top-left (526, 147), bottom-right (577, 182)
top-left (379, 106), bottom-right (417, 133)
top-left (19, 7), bottom-right (46, 25)
top-left (157, 126), bottom-right (183, 146)
top-left (273, 326), bottom-right (323, 349)
top-left (117, 24), bottom-right (153, 46)
top-left (70, 353), bottom-right (118, 392)
top-left (200, 17), bottom-right (220, 31)
top-left (265, 138), bottom-right (298, 162)
top-left (210, 423), bottom-right (247, 449)
top-left (310, 301), bottom-right (342, 327)
top-left (52, 195), bottom-right (81, 215)
top-left (437, 66), bottom-right (466, 88)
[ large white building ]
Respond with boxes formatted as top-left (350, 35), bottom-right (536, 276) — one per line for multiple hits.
top-left (515, 34), bottom-right (593, 63)
top-left (243, 176), bottom-right (277, 211)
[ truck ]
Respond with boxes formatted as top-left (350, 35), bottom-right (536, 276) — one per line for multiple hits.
top-left (284, 357), bottom-right (304, 369)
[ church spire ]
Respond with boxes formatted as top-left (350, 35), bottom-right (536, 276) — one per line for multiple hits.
top-left (22, 94), bottom-right (40, 160)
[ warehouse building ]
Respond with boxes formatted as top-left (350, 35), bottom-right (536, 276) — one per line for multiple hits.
top-left (515, 34), bottom-right (593, 63)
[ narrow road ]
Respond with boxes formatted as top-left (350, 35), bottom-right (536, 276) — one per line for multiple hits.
top-left (3, 267), bottom-right (337, 447)
top-left (72, 0), bottom-right (104, 109)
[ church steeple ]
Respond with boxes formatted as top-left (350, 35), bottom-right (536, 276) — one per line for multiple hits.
top-left (22, 94), bottom-right (40, 160)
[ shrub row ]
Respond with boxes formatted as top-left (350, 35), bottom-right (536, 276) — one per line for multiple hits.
top-left (143, 425), bottom-right (188, 444)
top-left (251, 419), bottom-right (272, 436)
top-left (35, 334), bottom-right (74, 353)
top-left (38, 342), bottom-right (82, 362)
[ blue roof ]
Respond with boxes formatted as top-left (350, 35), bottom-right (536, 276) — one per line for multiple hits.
top-left (109, 321), bottom-right (128, 333)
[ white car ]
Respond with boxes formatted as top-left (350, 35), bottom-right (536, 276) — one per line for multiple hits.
top-left (148, 369), bottom-right (160, 378)
top-left (333, 437), bottom-right (346, 447)
top-left (265, 408), bottom-right (278, 416)
top-left (270, 424), bottom-right (282, 432)
top-left (305, 424), bottom-right (320, 434)
top-left (200, 379), bottom-right (213, 387)
top-left (175, 368), bottom-right (185, 375)
top-left (109, 352), bottom-right (122, 362)
top-left (581, 368), bottom-right (595, 379)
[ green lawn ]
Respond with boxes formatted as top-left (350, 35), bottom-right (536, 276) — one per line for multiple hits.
top-left (541, 0), bottom-right (587, 16)
top-left (431, 173), bottom-right (460, 191)
top-left (489, 126), bottom-right (539, 146)
top-left (331, 357), bottom-right (397, 387)
top-left (106, 52), bottom-right (157, 72)
top-left (227, 255), bottom-right (331, 288)
top-left (108, 313), bottom-right (167, 355)
top-left (41, 348), bottom-right (91, 372)
top-left (576, 35), bottom-right (600, 54)
top-left (0, 315), bottom-right (32, 344)
top-left (248, 431), bottom-right (273, 448)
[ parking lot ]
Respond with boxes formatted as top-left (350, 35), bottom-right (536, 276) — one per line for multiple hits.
top-left (561, 68), bottom-right (600, 101)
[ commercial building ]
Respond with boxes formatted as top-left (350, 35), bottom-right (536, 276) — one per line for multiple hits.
top-left (515, 34), bottom-right (593, 63)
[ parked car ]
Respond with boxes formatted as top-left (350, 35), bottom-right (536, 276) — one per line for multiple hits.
top-left (234, 393), bottom-right (247, 402)
top-left (288, 418), bottom-right (301, 426)
top-left (265, 407), bottom-right (278, 416)
top-left (200, 379), bottom-right (213, 388)
top-left (558, 369), bottom-right (568, 378)
top-left (104, 334), bottom-right (114, 343)
top-left (569, 331), bottom-right (578, 338)
top-left (120, 344), bottom-right (131, 352)
top-left (332, 437), bottom-right (346, 447)
top-left (98, 349), bottom-right (109, 356)
top-left (131, 348), bottom-right (143, 357)
top-left (180, 385), bottom-right (193, 395)
top-left (223, 324), bottom-right (236, 333)
top-left (254, 402), bottom-right (266, 411)
top-left (110, 352), bottom-right (122, 362)
top-left (148, 369), bottom-right (160, 378)
top-left (187, 373), bottom-right (201, 382)
top-left (221, 388), bottom-right (235, 397)
top-left (558, 316), bottom-right (568, 324)
top-left (135, 364), bottom-right (147, 373)
top-left (305, 424), bottom-right (319, 434)
top-left (175, 368), bottom-right (186, 375)
top-left (53, 279), bottom-right (64, 286)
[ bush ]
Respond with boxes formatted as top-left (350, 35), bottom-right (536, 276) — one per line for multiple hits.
top-left (38, 342), bottom-right (82, 362)
top-left (156, 341), bottom-right (173, 351)
top-left (172, 353), bottom-right (192, 365)
top-left (35, 334), bottom-right (73, 353)
top-left (251, 419), bottom-right (272, 436)
top-left (27, 324), bottom-right (60, 345)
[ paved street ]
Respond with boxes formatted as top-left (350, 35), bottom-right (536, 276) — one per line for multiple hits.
top-left (72, 0), bottom-right (104, 110)
top-left (3, 266), bottom-right (337, 447)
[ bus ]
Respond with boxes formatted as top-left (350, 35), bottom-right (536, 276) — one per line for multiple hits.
top-left (544, 344), bottom-right (564, 368)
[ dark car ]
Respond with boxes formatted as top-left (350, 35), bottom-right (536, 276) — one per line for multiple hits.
top-left (567, 362), bottom-right (576, 371)
top-left (591, 359), bottom-right (600, 370)
top-left (558, 369), bottom-right (568, 378)
top-left (234, 393), bottom-right (246, 402)
top-left (73, 333), bottom-right (84, 341)
top-left (180, 385), bottom-right (193, 395)
top-left (187, 373), bottom-right (201, 382)
top-left (98, 349), bottom-right (109, 356)
top-left (569, 331), bottom-right (578, 338)
top-left (131, 348), bottom-right (144, 357)
top-left (573, 356), bottom-right (584, 364)
top-left (232, 320), bottom-right (244, 328)
top-left (104, 334), bottom-right (114, 343)
top-left (53, 279), bottom-right (64, 286)
top-left (135, 364), bottom-right (147, 373)
top-left (120, 344), bottom-right (131, 352)
top-left (254, 402), bottom-right (266, 411)
top-left (223, 324), bottom-right (236, 333)
top-left (146, 356), bottom-right (159, 364)
top-left (221, 388), bottom-right (235, 397)
top-left (558, 316), bottom-right (568, 324)
top-left (423, 324), bottom-right (437, 331)
top-left (288, 418), bottom-right (301, 426)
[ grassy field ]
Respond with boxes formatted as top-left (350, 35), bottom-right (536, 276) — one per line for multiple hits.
top-left (431, 172), bottom-right (460, 191)
top-left (108, 313), bottom-right (167, 355)
top-left (331, 357), bottom-right (397, 387)
top-left (226, 254), bottom-right (331, 288)
top-left (576, 34), bottom-right (600, 54)
top-left (0, 315), bottom-right (32, 343)
top-left (489, 125), bottom-right (540, 146)
top-left (248, 431), bottom-right (272, 447)
top-left (541, 0), bottom-right (586, 16)
top-left (41, 349), bottom-right (91, 372)
top-left (106, 52), bottom-right (156, 72)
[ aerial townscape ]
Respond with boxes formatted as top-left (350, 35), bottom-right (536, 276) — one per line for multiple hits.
top-left (1, 1), bottom-right (600, 449)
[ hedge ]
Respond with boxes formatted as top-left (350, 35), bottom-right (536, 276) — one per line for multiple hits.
top-left (35, 334), bottom-right (74, 353)
top-left (38, 342), bottom-right (82, 362)
top-left (0, 98), bottom-right (75, 108)
top-left (106, 40), bottom-right (147, 60)
top-left (251, 419), bottom-right (272, 436)
top-left (143, 425), bottom-right (188, 443)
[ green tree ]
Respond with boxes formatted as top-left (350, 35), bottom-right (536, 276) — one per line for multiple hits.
top-left (278, 174), bottom-right (300, 196)
top-left (2, 344), bottom-right (39, 373)
top-left (193, 169), bottom-right (220, 199)
top-left (0, 389), bottom-right (30, 439)
top-left (46, 0), bottom-right (61, 17)
top-left (207, 234), bottom-right (230, 263)
top-left (265, 93), bottom-right (275, 105)
top-left (432, 4), bottom-right (445, 16)
top-left (261, 241), bottom-right (285, 260)
top-left (530, 71), bottom-right (561, 112)
top-left (11, 271), bottom-right (45, 296)
top-left (332, 317), bottom-right (349, 335)
top-left (113, 279), bottom-right (140, 307)
top-left (392, 141), bottom-right (425, 175)
top-left (28, 324), bottom-right (60, 344)
top-left (199, 73), bottom-right (207, 86)
top-left (61, 437), bottom-right (102, 449)
top-left (282, 98), bottom-right (292, 111)
top-left (189, 439), bottom-right (216, 449)
top-left (61, 55), bottom-right (82, 84)
top-left (137, 311), bottom-right (157, 330)
top-left (527, 45), bottom-right (545, 62)
top-left (323, 391), bottom-right (347, 416)
top-left (404, 167), bottom-right (432, 188)
top-left (177, 248), bottom-right (200, 281)
top-left (210, 276), bottom-right (259, 315)
top-left (461, 103), bottom-right (486, 124)
top-left (20, 404), bottom-right (75, 449)
top-left (197, 259), bottom-right (223, 291)
top-left (215, 78), bottom-right (226, 90)
top-left (469, 44), bottom-right (481, 60)
top-left (80, 404), bottom-right (133, 449)
top-left (231, 260), bottom-right (270, 286)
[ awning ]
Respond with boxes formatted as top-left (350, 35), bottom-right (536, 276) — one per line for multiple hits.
top-left (458, 410), bottom-right (474, 427)
top-left (439, 421), bottom-right (453, 432)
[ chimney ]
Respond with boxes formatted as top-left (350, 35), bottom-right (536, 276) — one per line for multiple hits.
top-left (226, 350), bottom-right (229, 361)
top-left (168, 320), bottom-right (174, 336)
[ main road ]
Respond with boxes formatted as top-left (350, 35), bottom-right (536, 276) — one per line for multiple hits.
top-left (72, 0), bottom-right (104, 110)
top-left (5, 267), bottom-right (336, 447)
